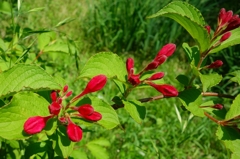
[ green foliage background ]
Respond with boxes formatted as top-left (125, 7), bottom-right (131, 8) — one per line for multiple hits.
top-left (1, 0), bottom-right (240, 158)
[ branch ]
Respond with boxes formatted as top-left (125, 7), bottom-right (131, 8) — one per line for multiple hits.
top-left (202, 92), bottom-right (236, 99)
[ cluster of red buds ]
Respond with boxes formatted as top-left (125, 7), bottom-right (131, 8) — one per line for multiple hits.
top-left (126, 43), bottom-right (178, 97)
top-left (23, 75), bottom-right (107, 142)
top-left (203, 8), bottom-right (240, 70)
top-left (205, 8), bottom-right (240, 45)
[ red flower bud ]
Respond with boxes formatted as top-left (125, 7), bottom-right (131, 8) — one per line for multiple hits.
top-left (63, 85), bottom-right (68, 93)
top-left (126, 58), bottom-right (134, 74)
top-left (72, 75), bottom-right (107, 102)
top-left (224, 15), bottom-right (240, 32)
top-left (156, 43), bottom-right (176, 57)
top-left (213, 104), bottom-right (223, 110)
top-left (67, 123), bottom-right (83, 142)
top-left (147, 72), bottom-right (165, 81)
top-left (78, 104), bottom-right (94, 116)
top-left (24, 116), bottom-right (51, 135)
top-left (77, 104), bottom-right (102, 121)
top-left (218, 8), bottom-right (233, 27)
top-left (207, 60), bottom-right (223, 69)
top-left (82, 111), bottom-right (102, 121)
top-left (50, 91), bottom-right (57, 102)
top-left (220, 32), bottom-right (231, 42)
top-left (147, 82), bottom-right (178, 97)
top-left (144, 56), bottom-right (167, 71)
top-left (66, 91), bottom-right (72, 97)
top-left (205, 25), bottom-right (211, 34)
top-left (48, 102), bottom-right (61, 115)
top-left (128, 74), bottom-right (141, 86)
top-left (59, 117), bottom-right (68, 124)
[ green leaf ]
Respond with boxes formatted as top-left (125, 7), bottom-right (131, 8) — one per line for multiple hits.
top-left (199, 73), bottom-right (222, 92)
top-left (79, 52), bottom-right (127, 94)
top-left (25, 141), bottom-right (53, 159)
top-left (176, 74), bottom-right (189, 86)
top-left (55, 17), bottom-right (75, 27)
top-left (87, 140), bottom-right (110, 159)
top-left (216, 126), bottom-right (240, 159)
top-left (38, 33), bottom-right (51, 50)
top-left (87, 138), bottom-right (110, 147)
top-left (27, 7), bottom-right (45, 13)
top-left (182, 43), bottom-right (200, 66)
top-left (0, 92), bottom-right (49, 140)
top-left (43, 42), bottom-right (69, 54)
top-left (70, 149), bottom-right (88, 159)
top-left (79, 52), bottom-right (127, 81)
top-left (0, 64), bottom-right (61, 98)
top-left (0, 1), bottom-right (11, 15)
top-left (52, 126), bottom-right (75, 158)
top-left (229, 70), bottom-right (240, 85)
top-left (148, 1), bottom-right (210, 52)
top-left (178, 88), bottom-right (204, 117)
top-left (75, 97), bottom-right (120, 129)
top-left (123, 100), bottom-right (146, 123)
top-left (209, 28), bottom-right (240, 53)
top-left (225, 94), bottom-right (240, 120)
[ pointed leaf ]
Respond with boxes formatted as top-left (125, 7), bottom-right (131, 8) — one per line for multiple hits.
top-left (79, 52), bottom-right (127, 81)
top-left (176, 74), bottom-right (189, 86)
top-left (178, 88), bottom-right (204, 117)
top-left (148, 1), bottom-right (210, 52)
top-left (199, 73), bottom-right (222, 92)
top-left (225, 94), bottom-right (240, 120)
top-left (182, 43), bottom-right (200, 66)
top-left (216, 126), bottom-right (240, 159)
top-left (229, 70), bottom-right (240, 85)
top-left (0, 92), bottom-right (49, 140)
top-left (209, 28), bottom-right (240, 53)
top-left (87, 142), bottom-right (109, 159)
top-left (79, 52), bottom-right (127, 94)
top-left (0, 64), bottom-right (61, 98)
top-left (123, 100), bottom-right (146, 123)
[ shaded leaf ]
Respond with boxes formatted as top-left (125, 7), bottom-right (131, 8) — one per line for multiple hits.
top-left (178, 88), bottom-right (204, 117)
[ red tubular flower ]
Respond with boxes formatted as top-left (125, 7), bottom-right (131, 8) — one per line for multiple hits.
top-left (220, 32), bottom-right (231, 42)
top-left (48, 101), bottom-right (61, 115)
top-left (63, 85), bottom-right (68, 93)
top-left (144, 55), bottom-right (167, 71)
top-left (72, 75), bottom-right (107, 101)
top-left (77, 104), bottom-right (102, 121)
top-left (218, 8), bottom-right (233, 28)
top-left (128, 73), bottom-right (141, 86)
top-left (24, 115), bottom-right (51, 135)
top-left (126, 58), bottom-right (134, 74)
top-left (156, 43), bottom-right (176, 57)
top-left (207, 60), bottom-right (223, 69)
top-left (67, 122), bottom-right (83, 142)
top-left (50, 91), bottom-right (57, 102)
top-left (147, 72), bottom-right (165, 81)
top-left (213, 104), bottom-right (223, 110)
top-left (78, 104), bottom-right (94, 115)
top-left (224, 14), bottom-right (240, 32)
top-left (147, 82), bottom-right (178, 97)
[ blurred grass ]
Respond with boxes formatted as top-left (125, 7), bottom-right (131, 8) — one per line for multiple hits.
top-left (1, 0), bottom-right (239, 158)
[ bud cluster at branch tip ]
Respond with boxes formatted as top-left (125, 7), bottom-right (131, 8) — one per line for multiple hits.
top-left (126, 43), bottom-right (178, 97)
top-left (23, 74), bottom-right (107, 142)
